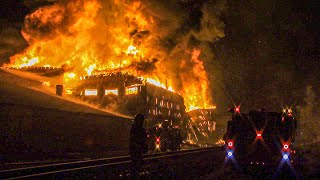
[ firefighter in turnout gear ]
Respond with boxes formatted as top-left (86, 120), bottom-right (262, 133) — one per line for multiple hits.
top-left (129, 114), bottom-right (147, 175)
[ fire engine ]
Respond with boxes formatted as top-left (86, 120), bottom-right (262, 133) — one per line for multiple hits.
top-left (147, 120), bottom-right (182, 152)
top-left (224, 107), bottom-right (297, 168)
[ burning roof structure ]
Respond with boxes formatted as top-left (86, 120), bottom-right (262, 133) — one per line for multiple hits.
top-left (7, 66), bottom-right (65, 77)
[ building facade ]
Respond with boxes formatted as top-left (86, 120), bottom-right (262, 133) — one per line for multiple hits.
top-left (73, 73), bottom-right (188, 127)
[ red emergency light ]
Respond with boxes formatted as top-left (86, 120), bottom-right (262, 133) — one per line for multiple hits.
top-left (284, 144), bottom-right (289, 150)
top-left (235, 106), bottom-right (240, 113)
top-left (256, 133), bottom-right (262, 138)
top-left (228, 141), bottom-right (233, 148)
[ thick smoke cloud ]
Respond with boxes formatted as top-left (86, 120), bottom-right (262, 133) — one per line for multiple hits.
top-left (0, 1), bottom-right (28, 65)
top-left (0, 23), bottom-right (28, 64)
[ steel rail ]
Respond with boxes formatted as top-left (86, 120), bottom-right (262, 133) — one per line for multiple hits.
top-left (1, 147), bottom-right (222, 179)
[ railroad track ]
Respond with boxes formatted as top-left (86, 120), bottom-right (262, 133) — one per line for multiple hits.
top-left (0, 150), bottom-right (129, 170)
top-left (0, 146), bottom-right (223, 179)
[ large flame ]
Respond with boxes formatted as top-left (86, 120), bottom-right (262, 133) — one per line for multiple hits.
top-left (182, 48), bottom-right (216, 111)
top-left (5, 0), bottom-right (216, 112)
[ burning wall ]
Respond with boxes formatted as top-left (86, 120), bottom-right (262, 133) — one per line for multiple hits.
top-left (75, 73), bottom-right (186, 125)
top-left (4, 0), bottom-right (226, 112)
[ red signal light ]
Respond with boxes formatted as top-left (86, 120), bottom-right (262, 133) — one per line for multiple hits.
top-left (282, 143), bottom-right (290, 152)
top-left (235, 106), bottom-right (240, 113)
top-left (156, 138), bottom-right (160, 143)
top-left (228, 141), bottom-right (233, 148)
top-left (255, 131), bottom-right (263, 139)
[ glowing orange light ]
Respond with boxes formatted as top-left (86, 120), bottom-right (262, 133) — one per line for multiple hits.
top-left (85, 64), bottom-right (96, 76)
top-left (105, 89), bottom-right (118, 95)
top-left (65, 88), bottom-right (73, 95)
top-left (42, 81), bottom-right (50, 86)
top-left (125, 86), bottom-right (138, 95)
top-left (126, 45), bottom-right (139, 56)
top-left (215, 139), bottom-right (225, 146)
top-left (84, 89), bottom-right (98, 96)
top-left (67, 73), bottom-right (76, 79)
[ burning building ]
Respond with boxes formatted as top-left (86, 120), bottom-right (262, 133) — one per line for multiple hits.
top-left (2, 0), bottom-right (227, 145)
top-left (3, 0), bottom-right (225, 113)
top-left (72, 73), bottom-right (187, 127)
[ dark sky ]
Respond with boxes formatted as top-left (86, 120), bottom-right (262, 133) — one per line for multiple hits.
top-left (212, 0), bottom-right (320, 112)
top-left (0, 0), bottom-right (319, 112)
top-left (0, 0), bottom-right (56, 65)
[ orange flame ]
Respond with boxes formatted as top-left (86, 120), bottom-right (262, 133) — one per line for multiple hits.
top-left (5, 0), bottom-right (215, 111)
top-left (181, 49), bottom-right (214, 111)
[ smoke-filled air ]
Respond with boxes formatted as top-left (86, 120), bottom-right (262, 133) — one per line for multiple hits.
top-left (4, 0), bottom-right (226, 111)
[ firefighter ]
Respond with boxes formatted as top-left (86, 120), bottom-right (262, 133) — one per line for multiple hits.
top-left (129, 114), bottom-right (147, 175)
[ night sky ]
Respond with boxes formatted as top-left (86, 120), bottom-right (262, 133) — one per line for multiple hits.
top-left (0, 0), bottom-right (319, 113)
top-left (212, 0), bottom-right (320, 112)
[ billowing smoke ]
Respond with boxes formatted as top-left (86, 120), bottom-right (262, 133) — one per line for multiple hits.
top-left (3, 0), bottom-right (227, 111)
top-left (0, 0), bottom-right (28, 64)
top-left (296, 86), bottom-right (320, 145)
top-left (0, 25), bottom-right (27, 63)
